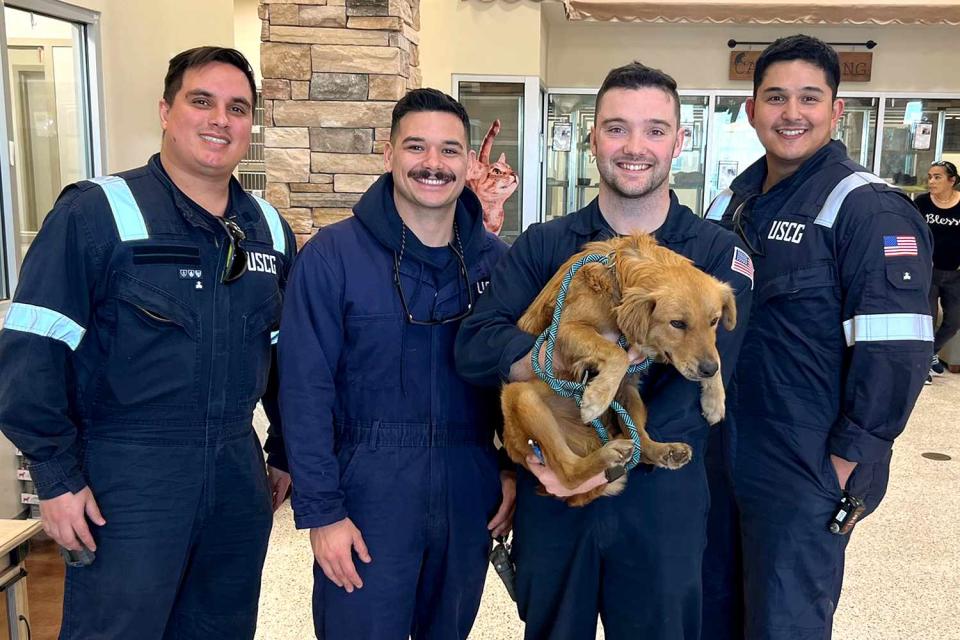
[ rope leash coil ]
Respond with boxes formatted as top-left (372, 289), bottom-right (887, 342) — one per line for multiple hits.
top-left (530, 253), bottom-right (652, 471)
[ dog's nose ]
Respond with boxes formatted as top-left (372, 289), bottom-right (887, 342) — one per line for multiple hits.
top-left (698, 360), bottom-right (719, 378)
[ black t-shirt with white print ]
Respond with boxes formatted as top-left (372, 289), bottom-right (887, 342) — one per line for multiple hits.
top-left (917, 192), bottom-right (960, 270)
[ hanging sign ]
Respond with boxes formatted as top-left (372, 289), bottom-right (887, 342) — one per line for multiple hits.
top-left (730, 51), bottom-right (872, 82)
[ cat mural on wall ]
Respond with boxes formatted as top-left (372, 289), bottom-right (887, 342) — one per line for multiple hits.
top-left (466, 119), bottom-right (519, 236)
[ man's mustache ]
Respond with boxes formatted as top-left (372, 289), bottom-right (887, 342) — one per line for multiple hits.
top-left (408, 169), bottom-right (456, 182)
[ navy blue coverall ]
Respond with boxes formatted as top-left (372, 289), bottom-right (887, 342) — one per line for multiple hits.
top-left (704, 140), bottom-right (933, 639)
top-left (0, 154), bottom-right (295, 640)
top-left (278, 174), bottom-right (508, 640)
top-left (455, 193), bottom-right (753, 640)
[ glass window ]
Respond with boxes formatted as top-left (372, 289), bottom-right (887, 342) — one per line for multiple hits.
top-left (707, 96), bottom-right (765, 205)
top-left (879, 98), bottom-right (960, 196)
top-left (544, 92), bottom-right (596, 222)
top-left (3, 5), bottom-right (94, 296)
top-left (672, 96), bottom-right (709, 215)
top-left (457, 81), bottom-right (524, 242)
top-left (836, 96), bottom-right (877, 170)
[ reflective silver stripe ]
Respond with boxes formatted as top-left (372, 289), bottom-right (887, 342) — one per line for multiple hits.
top-left (705, 189), bottom-right (733, 221)
top-left (842, 313), bottom-right (934, 347)
top-left (87, 175), bottom-right (149, 241)
top-left (251, 194), bottom-right (286, 255)
top-left (2, 302), bottom-right (86, 350)
top-left (814, 172), bottom-right (888, 228)
top-left (270, 330), bottom-right (279, 345)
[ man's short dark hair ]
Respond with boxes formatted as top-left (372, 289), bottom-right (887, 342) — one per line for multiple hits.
top-left (391, 88), bottom-right (471, 145)
top-left (164, 47), bottom-right (257, 108)
top-left (595, 62), bottom-right (681, 124)
top-left (753, 35), bottom-right (840, 99)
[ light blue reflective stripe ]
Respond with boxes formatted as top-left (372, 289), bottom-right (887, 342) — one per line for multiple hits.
top-left (842, 313), bottom-right (934, 347)
top-left (2, 303), bottom-right (86, 350)
top-left (814, 172), bottom-right (888, 228)
top-left (87, 175), bottom-right (149, 241)
top-left (251, 194), bottom-right (286, 255)
top-left (271, 330), bottom-right (279, 345)
top-left (705, 190), bottom-right (733, 221)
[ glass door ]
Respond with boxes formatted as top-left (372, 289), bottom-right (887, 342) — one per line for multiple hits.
top-left (454, 76), bottom-right (540, 242)
top-left (4, 6), bottom-right (93, 260)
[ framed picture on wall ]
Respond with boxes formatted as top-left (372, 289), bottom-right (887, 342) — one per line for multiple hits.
top-left (913, 121), bottom-right (932, 150)
top-left (681, 123), bottom-right (694, 151)
top-left (552, 122), bottom-right (572, 152)
top-left (718, 161), bottom-right (738, 190)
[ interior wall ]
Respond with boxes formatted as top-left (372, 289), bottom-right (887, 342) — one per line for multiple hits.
top-left (233, 0), bottom-right (260, 84)
top-left (65, 0), bottom-right (235, 173)
top-left (419, 0), bottom-right (543, 93)
top-left (546, 21), bottom-right (960, 93)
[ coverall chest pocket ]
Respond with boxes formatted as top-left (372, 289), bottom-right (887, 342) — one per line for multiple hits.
top-left (342, 314), bottom-right (402, 391)
top-left (755, 264), bottom-right (840, 340)
top-left (105, 272), bottom-right (200, 408)
top-left (237, 290), bottom-right (282, 406)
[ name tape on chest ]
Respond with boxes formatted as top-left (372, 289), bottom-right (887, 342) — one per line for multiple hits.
top-left (767, 220), bottom-right (806, 244)
top-left (247, 251), bottom-right (278, 275)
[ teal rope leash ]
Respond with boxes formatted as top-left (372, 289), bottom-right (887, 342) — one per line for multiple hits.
top-left (530, 253), bottom-right (652, 471)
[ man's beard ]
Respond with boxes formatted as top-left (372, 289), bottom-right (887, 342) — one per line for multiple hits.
top-left (597, 157), bottom-right (671, 199)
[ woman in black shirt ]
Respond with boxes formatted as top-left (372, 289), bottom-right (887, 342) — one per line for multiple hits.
top-left (917, 160), bottom-right (960, 376)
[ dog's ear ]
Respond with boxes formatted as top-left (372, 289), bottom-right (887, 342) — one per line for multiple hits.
top-left (720, 284), bottom-right (737, 330)
top-left (616, 287), bottom-right (655, 344)
top-left (579, 262), bottom-right (615, 296)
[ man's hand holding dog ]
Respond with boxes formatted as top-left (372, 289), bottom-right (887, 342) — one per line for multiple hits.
top-left (509, 331), bottom-right (646, 383)
top-left (311, 518), bottom-right (371, 593)
top-left (525, 455), bottom-right (609, 497)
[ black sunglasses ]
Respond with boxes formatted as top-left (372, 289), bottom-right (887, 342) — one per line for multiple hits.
top-left (732, 194), bottom-right (765, 258)
top-left (217, 217), bottom-right (248, 284)
top-left (393, 223), bottom-right (474, 325)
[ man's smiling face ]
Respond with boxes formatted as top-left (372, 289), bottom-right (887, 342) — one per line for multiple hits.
top-left (385, 111), bottom-right (473, 216)
top-left (159, 62), bottom-right (254, 181)
top-left (747, 59), bottom-right (844, 180)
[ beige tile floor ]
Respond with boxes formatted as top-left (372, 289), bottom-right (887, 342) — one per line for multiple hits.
top-left (256, 371), bottom-right (960, 640)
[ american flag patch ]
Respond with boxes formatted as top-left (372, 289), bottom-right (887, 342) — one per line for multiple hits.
top-left (883, 235), bottom-right (918, 257)
top-left (731, 246), bottom-right (754, 289)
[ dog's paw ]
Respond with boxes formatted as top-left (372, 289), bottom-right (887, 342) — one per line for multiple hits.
top-left (700, 390), bottom-right (725, 425)
top-left (580, 377), bottom-right (619, 423)
top-left (601, 438), bottom-right (636, 466)
top-left (651, 443), bottom-right (693, 470)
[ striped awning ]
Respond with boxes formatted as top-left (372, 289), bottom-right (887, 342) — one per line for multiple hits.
top-left (561, 0), bottom-right (960, 25)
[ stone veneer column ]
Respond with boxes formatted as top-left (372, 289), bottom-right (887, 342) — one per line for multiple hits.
top-left (260, 0), bottom-right (421, 246)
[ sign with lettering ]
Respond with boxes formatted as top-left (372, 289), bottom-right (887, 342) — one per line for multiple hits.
top-left (730, 51), bottom-right (872, 82)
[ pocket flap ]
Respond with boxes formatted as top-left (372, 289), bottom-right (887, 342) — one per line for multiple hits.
top-left (114, 272), bottom-right (198, 335)
top-left (245, 290), bottom-right (282, 337)
top-left (885, 262), bottom-right (924, 290)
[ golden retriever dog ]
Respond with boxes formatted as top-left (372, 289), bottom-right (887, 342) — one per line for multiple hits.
top-left (501, 233), bottom-right (736, 506)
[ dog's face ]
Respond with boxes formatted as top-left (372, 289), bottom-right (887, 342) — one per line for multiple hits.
top-left (616, 263), bottom-right (736, 381)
